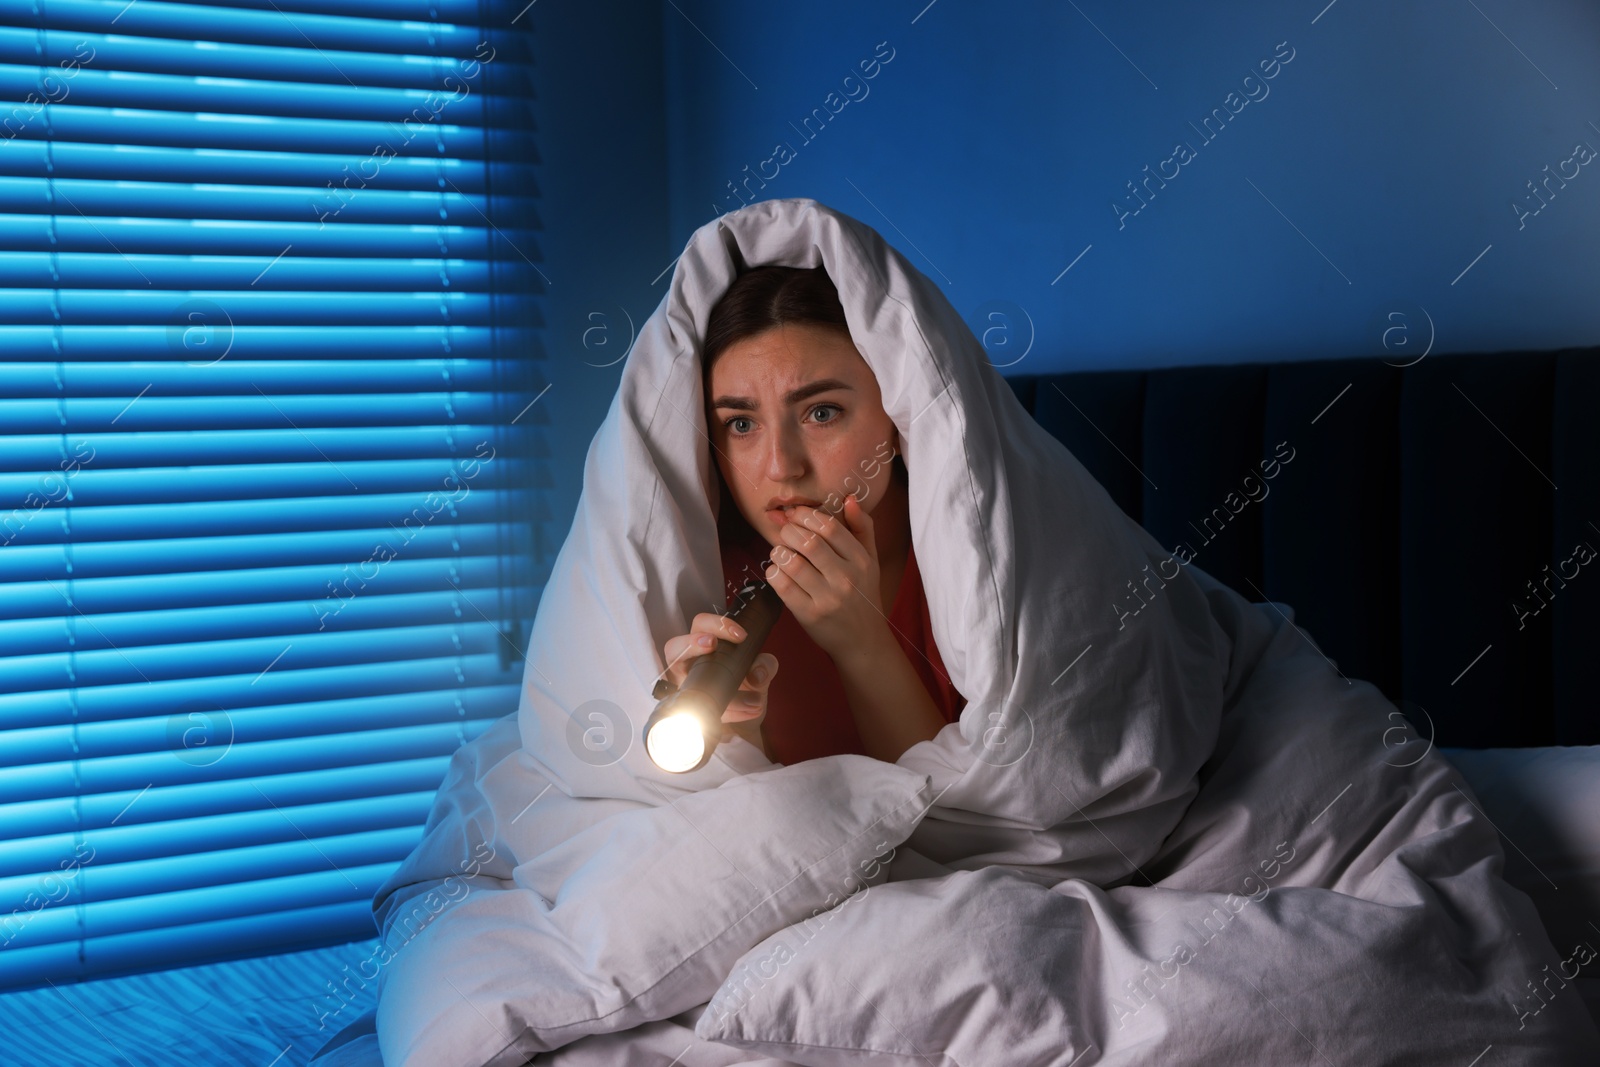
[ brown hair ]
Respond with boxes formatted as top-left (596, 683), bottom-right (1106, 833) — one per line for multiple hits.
top-left (702, 265), bottom-right (851, 370)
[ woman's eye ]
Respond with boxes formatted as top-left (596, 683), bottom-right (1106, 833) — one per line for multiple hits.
top-left (725, 406), bottom-right (839, 435)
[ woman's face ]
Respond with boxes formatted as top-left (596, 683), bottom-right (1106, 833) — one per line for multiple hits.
top-left (706, 322), bottom-right (900, 548)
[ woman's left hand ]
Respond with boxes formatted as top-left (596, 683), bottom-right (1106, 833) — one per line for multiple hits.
top-left (763, 495), bottom-right (890, 660)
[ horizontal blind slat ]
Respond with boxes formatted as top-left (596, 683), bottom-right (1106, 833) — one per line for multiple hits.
top-left (0, 524), bottom-right (518, 575)
top-left (1, 497), bottom-right (513, 551)
top-left (2, 859), bottom-right (403, 954)
top-left (0, 752), bottom-right (463, 843)
top-left (0, 653), bottom-right (515, 732)
top-left (0, 289), bottom-right (497, 326)
top-left (0, 457), bottom-right (521, 506)
top-left (0, 359), bottom-right (500, 394)
top-left (0, 29), bottom-right (485, 91)
top-left (0, 215), bottom-right (535, 256)
top-left (0, 254), bottom-right (526, 291)
top-left (0, 66), bottom-right (508, 125)
top-left (3, 682), bottom-right (516, 769)
top-left (0, 425), bottom-right (499, 467)
top-left (1, 326), bottom-right (526, 360)
top-left (0, 177), bottom-right (536, 227)
top-left (0, 142), bottom-right (535, 192)
top-left (0, 398), bottom-right (504, 433)
top-left (96, 0), bottom-right (490, 24)
top-left (0, 792), bottom-right (441, 878)
top-left (1, 105), bottom-right (521, 156)
top-left (2, 831), bottom-right (420, 932)
top-left (0, 585), bottom-right (513, 659)
top-left (23, 0), bottom-right (502, 57)
top-left (1, 620), bottom-right (512, 696)
top-left (0, 719), bottom-right (502, 806)
top-left (4, 550), bottom-right (505, 617)
top-left (0, 896), bottom-right (384, 992)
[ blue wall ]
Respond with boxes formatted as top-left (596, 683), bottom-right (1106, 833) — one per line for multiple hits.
top-left (530, 0), bottom-right (670, 537)
top-left (661, 0), bottom-right (1600, 373)
top-left (533, 0), bottom-right (1600, 546)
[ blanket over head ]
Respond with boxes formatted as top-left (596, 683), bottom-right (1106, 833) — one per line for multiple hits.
top-left (517, 195), bottom-right (1235, 886)
top-left (358, 198), bottom-right (1600, 1067)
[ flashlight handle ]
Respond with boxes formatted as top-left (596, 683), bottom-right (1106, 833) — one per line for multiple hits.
top-left (678, 579), bottom-right (784, 713)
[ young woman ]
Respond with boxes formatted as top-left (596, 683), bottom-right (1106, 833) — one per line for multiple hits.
top-left (656, 265), bottom-right (966, 766)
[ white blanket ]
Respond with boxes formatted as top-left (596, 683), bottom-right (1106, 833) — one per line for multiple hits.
top-left (367, 198), bottom-right (1600, 1065)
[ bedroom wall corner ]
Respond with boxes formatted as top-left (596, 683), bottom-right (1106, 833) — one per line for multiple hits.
top-left (528, 0), bottom-right (673, 582)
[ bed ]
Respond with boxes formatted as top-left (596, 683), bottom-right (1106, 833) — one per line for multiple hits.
top-left (0, 742), bottom-right (1589, 1067)
top-left (337, 200), bottom-right (1600, 1065)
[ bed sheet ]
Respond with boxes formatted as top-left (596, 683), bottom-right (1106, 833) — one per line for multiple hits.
top-left (0, 938), bottom-right (381, 1066)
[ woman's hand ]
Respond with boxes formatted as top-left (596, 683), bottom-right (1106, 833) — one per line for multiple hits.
top-left (660, 612), bottom-right (779, 750)
top-left (763, 495), bottom-right (889, 662)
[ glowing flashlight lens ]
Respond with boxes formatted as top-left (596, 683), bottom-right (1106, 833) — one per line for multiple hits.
top-left (646, 711), bottom-right (708, 773)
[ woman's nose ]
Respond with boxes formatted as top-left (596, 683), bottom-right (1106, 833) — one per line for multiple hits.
top-left (763, 424), bottom-right (808, 480)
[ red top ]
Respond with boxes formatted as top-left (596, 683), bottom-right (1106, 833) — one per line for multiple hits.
top-left (719, 524), bottom-right (966, 765)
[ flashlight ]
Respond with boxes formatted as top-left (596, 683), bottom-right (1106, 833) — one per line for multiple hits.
top-left (644, 577), bottom-right (785, 773)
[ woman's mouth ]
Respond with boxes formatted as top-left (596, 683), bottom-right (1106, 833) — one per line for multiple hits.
top-left (766, 503), bottom-right (814, 527)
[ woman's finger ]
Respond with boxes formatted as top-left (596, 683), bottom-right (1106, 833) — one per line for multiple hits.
top-left (766, 542), bottom-right (823, 604)
top-left (691, 612), bottom-right (748, 643)
top-left (746, 652), bottom-right (778, 692)
top-left (663, 612), bottom-right (750, 684)
top-left (662, 632), bottom-right (715, 686)
top-left (721, 653), bottom-right (778, 725)
top-left (788, 504), bottom-right (869, 569)
top-left (721, 695), bottom-right (764, 723)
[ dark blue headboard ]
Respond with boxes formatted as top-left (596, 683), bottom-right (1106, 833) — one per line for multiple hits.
top-left (1004, 347), bottom-right (1600, 749)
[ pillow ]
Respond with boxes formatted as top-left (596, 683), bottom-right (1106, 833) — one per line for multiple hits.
top-left (696, 867), bottom-right (1093, 1067)
top-left (1442, 745), bottom-right (1600, 1025)
top-left (376, 754), bottom-right (933, 1067)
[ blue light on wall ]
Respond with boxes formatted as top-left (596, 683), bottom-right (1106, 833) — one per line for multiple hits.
top-left (659, 0), bottom-right (1600, 373)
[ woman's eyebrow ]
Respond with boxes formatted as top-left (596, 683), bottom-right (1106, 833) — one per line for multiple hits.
top-left (711, 378), bottom-right (855, 410)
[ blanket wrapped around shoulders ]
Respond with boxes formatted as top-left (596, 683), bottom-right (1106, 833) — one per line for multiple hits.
top-left (362, 198), bottom-right (1600, 1067)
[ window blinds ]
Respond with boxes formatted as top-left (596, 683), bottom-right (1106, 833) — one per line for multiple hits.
top-left (0, 0), bottom-right (542, 991)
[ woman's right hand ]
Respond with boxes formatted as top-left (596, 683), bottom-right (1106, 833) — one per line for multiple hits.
top-left (660, 612), bottom-right (779, 750)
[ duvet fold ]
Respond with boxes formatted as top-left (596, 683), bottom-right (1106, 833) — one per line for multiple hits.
top-left (374, 752), bottom-right (935, 1067)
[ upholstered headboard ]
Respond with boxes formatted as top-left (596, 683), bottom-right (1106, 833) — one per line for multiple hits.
top-left (1004, 347), bottom-right (1599, 749)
